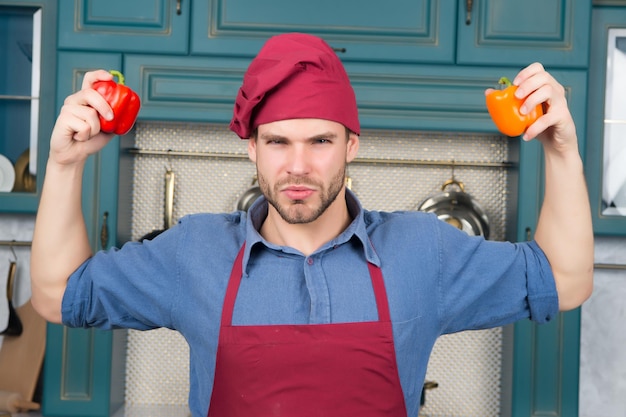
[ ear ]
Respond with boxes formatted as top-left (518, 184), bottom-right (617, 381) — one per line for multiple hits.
top-left (247, 137), bottom-right (257, 163)
top-left (346, 132), bottom-right (359, 163)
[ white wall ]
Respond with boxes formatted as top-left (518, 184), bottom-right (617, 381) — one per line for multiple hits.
top-left (579, 236), bottom-right (626, 417)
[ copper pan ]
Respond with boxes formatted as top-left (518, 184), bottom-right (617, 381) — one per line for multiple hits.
top-left (12, 149), bottom-right (36, 193)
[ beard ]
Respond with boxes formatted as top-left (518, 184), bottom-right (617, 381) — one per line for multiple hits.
top-left (258, 166), bottom-right (346, 224)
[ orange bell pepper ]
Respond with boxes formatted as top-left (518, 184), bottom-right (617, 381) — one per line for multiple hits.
top-left (486, 77), bottom-right (543, 137)
top-left (92, 70), bottom-right (141, 135)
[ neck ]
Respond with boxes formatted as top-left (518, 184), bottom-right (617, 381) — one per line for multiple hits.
top-left (260, 190), bottom-right (352, 256)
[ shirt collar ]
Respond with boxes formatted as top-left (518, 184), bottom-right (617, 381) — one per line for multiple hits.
top-left (241, 189), bottom-right (380, 274)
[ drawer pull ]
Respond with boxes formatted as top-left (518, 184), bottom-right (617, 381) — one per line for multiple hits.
top-left (100, 211), bottom-right (109, 250)
top-left (466, 0), bottom-right (474, 25)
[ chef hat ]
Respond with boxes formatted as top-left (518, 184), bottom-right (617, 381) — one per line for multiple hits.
top-left (230, 33), bottom-right (360, 139)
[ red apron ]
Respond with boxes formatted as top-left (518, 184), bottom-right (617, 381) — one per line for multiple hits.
top-left (207, 244), bottom-right (408, 417)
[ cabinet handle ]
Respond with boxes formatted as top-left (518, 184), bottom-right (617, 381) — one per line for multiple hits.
top-left (177, 0), bottom-right (182, 15)
top-left (100, 211), bottom-right (109, 250)
top-left (525, 227), bottom-right (532, 242)
top-left (465, 0), bottom-right (474, 25)
top-left (332, 47), bottom-right (347, 53)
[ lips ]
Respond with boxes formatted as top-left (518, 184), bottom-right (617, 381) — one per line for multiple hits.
top-left (283, 186), bottom-right (315, 201)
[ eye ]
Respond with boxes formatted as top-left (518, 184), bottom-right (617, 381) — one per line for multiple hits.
top-left (314, 138), bottom-right (331, 144)
top-left (266, 138), bottom-right (286, 145)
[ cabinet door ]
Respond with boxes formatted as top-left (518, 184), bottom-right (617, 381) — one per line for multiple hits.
top-left (124, 54), bottom-right (248, 124)
top-left (457, 0), bottom-right (591, 68)
top-left (0, 0), bottom-right (56, 213)
top-left (585, 7), bottom-right (626, 235)
top-left (42, 51), bottom-right (126, 417)
top-left (191, 0), bottom-right (457, 64)
top-left (58, 0), bottom-right (190, 54)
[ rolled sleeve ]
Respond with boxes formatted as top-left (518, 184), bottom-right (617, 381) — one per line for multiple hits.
top-left (524, 240), bottom-right (559, 324)
top-left (61, 259), bottom-right (91, 328)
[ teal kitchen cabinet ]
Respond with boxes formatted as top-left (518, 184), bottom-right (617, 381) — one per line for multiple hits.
top-left (123, 54), bottom-right (249, 124)
top-left (41, 51), bottom-right (127, 417)
top-left (58, 0), bottom-right (459, 64)
top-left (122, 0), bottom-right (591, 123)
top-left (457, 0), bottom-right (591, 68)
top-left (58, 0), bottom-right (590, 67)
top-left (0, 0), bottom-right (56, 213)
top-left (57, 0), bottom-right (190, 54)
top-left (125, 56), bottom-right (515, 128)
top-left (124, 56), bottom-right (589, 136)
top-left (190, 0), bottom-right (457, 64)
top-left (585, 6), bottom-right (626, 235)
top-left (191, 0), bottom-right (589, 68)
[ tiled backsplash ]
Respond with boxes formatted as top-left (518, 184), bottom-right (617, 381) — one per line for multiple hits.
top-left (124, 122), bottom-right (512, 417)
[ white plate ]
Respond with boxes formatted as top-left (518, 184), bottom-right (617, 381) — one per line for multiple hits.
top-left (0, 154), bottom-right (16, 192)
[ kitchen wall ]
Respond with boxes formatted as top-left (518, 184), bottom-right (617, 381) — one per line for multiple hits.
top-left (579, 236), bottom-right (626, 417)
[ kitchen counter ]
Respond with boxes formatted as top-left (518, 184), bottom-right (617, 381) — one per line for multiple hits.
top-left (112, 404), bottom-right (191, 417)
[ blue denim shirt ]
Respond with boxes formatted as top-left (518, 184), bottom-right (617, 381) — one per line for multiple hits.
top-left (62, 190), bottom-right (558, 417)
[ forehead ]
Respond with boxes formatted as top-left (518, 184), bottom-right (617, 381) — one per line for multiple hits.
top-left (257, 118), bottom-right (345, 138)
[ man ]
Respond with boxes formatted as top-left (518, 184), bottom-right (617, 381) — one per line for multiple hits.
top-left (31, 33), bottom-right (593, 417)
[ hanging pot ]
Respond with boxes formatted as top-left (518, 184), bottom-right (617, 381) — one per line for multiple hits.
top-left (419, 380), bottom-right (439, 416)
top-left (139, 167), bottom-right (176, 241)
top-left (236, 176), bottom-right (263, 212)
top-left (418, 179), bottom-right (490, 239)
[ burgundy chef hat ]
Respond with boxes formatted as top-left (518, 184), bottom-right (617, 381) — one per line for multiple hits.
top-left (230, 33), bottom-right (360, 139)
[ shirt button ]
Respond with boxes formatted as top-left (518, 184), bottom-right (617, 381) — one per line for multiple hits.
top-left (307, 258), bottom-right (314, 265)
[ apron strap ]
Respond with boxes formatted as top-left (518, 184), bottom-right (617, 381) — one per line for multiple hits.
top-left (368, 262), bottom-right (391, 322)
top-left (220, 243), bottom-right (246, 327)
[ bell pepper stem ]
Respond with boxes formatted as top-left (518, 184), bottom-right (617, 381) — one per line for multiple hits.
top-left (497, 77), bottom-right (512, 89)
top-left (109, 70), bottom-right (125, 85)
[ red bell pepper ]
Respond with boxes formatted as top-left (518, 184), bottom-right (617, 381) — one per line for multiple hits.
top-left (486, 77), bottom-right (543, 137)
top-left (92, 70), bottom-right (141, 135)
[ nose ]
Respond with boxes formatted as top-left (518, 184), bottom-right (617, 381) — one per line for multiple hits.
top-left (286, 145), bottom-right (311, 176)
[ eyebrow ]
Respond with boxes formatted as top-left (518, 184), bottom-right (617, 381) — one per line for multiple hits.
top-left (259, 131), bottom-right (339, 142)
